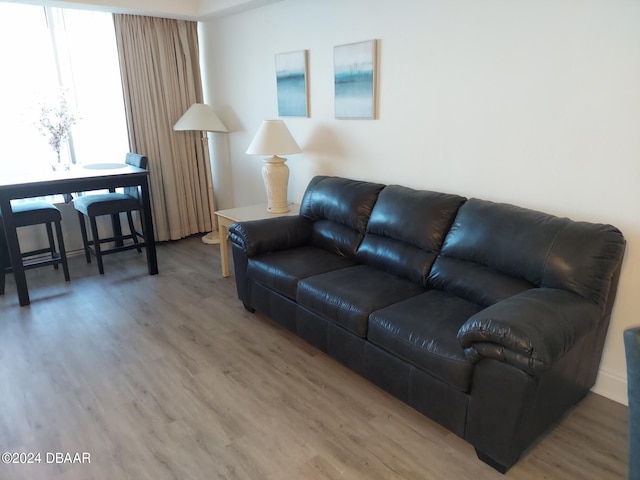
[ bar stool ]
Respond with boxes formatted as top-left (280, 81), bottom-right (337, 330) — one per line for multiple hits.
top-left (73, 153), bottom-right (148, 274)
top-left (0, 201), bottom-right (70, 295)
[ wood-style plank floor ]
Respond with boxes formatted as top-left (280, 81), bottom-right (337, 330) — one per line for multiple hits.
top-left (0, 236), bottom-right (629, 479)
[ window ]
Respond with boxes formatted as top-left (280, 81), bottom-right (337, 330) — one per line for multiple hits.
top-left (0, 4), bottom-right (129, 174)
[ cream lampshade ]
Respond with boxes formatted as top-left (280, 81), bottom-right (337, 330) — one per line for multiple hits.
top-left (173, 103), bottom-right (228, 244)
top-left (173, 103), bottom-right (228, 133)
top-left (246, 120), bottom-right (301, 213)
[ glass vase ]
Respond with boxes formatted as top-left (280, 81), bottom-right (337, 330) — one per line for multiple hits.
top-left (51, 149), bottom-right (71, 171)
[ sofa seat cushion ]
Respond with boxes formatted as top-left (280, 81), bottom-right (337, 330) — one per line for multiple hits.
top-left (297, 265), bottom-right (425, 338)
top-left (247, 246), bottom-right (357, 300)
top-left (368, 290), bottom-right (483, 392)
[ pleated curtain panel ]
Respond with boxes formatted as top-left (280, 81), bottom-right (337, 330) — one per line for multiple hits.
top-left (113, 14), bottom-right (214, 241)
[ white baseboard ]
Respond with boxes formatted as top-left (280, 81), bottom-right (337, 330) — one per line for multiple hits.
top-left (592, 368), bottom-right (628, 406)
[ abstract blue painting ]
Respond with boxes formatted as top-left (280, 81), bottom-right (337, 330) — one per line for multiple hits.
top-left (275, 50), bottom-right (308, 117)
top-left (334, 40), bottom-right (377, 119)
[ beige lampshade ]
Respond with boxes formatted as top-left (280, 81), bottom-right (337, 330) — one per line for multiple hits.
top-left (173, 103), bottom-right (228, 132)
top-left (246, 120), bottom-right (301, 155)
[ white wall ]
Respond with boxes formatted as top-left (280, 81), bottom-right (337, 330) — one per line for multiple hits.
top-left (200, 0), bottom-right (640, 404)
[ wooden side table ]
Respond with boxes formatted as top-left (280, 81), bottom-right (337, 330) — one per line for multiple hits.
top-left (215, 203), bottom-right (300, 277)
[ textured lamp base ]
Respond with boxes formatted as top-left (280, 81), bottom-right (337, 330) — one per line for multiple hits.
top-left (262, 155), bottom-right (290, 213)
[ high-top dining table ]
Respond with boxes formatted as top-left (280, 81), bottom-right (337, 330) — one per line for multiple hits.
top-left (0, 163), bottom-right (158, 306)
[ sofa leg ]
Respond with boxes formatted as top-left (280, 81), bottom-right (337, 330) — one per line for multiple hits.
top-left (243, 302), bottom-right (255, 313)
top-left (475, 448), bottom-right (509, 474)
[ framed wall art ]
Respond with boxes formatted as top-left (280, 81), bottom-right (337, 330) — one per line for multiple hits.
top-left (275, 50), bottom-right (309, 117)
top-left (334, 39), bottom-right (378, 119)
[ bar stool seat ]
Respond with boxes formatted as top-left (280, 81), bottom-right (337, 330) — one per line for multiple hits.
top-left (74, 193), bottom-right (142, 217)
top-left (0, 201), bottom-right (70, 295)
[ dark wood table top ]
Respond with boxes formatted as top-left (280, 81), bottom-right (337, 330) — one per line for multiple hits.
top-left (0, 163), bottom-right (148, 198)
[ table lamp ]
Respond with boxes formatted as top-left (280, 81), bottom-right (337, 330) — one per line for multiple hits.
top-left (173, 103), bottom-right (228, 244)
top-left (246, 120), bottom-right (301, 213)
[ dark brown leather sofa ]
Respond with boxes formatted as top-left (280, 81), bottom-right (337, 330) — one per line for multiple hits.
top-left (229, 175), bottom-right (626, 473)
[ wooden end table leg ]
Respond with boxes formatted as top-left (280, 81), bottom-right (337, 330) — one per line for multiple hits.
top-left (217, 216), bottom-right (231, 277)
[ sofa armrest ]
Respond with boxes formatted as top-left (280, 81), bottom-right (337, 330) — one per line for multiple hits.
top-left (457, 288), bottom-right (601, 375)
top-left (228, 215), bottom-right (313, 257)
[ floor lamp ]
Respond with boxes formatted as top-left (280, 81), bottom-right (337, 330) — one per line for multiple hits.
top-left (173, 103), bottom-right (228, 244)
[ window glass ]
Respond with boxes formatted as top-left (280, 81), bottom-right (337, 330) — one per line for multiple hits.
top-left (0, 4), bottom-right (128, 176)
top-left (61, 8), bottom-right (129, 165)
top-left (0, 4), bottom-right (59, 172)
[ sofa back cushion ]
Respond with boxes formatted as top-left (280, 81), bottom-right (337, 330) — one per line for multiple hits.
top-left (356, 185), bottom-right (466, 286)
top-left (428, 198), bottom-right (626, 310)
top-left (300, 176), bottom-right (385, 257)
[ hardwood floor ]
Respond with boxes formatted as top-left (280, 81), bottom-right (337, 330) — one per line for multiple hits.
top-left (0, 236), bottom-right (629, 479)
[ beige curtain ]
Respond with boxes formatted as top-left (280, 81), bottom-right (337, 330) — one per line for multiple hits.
top-left (113, 14), bottom-right (213, 241)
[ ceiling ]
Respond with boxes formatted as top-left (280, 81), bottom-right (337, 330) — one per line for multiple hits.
top-left (1, 0), bottom-right (282, 20)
